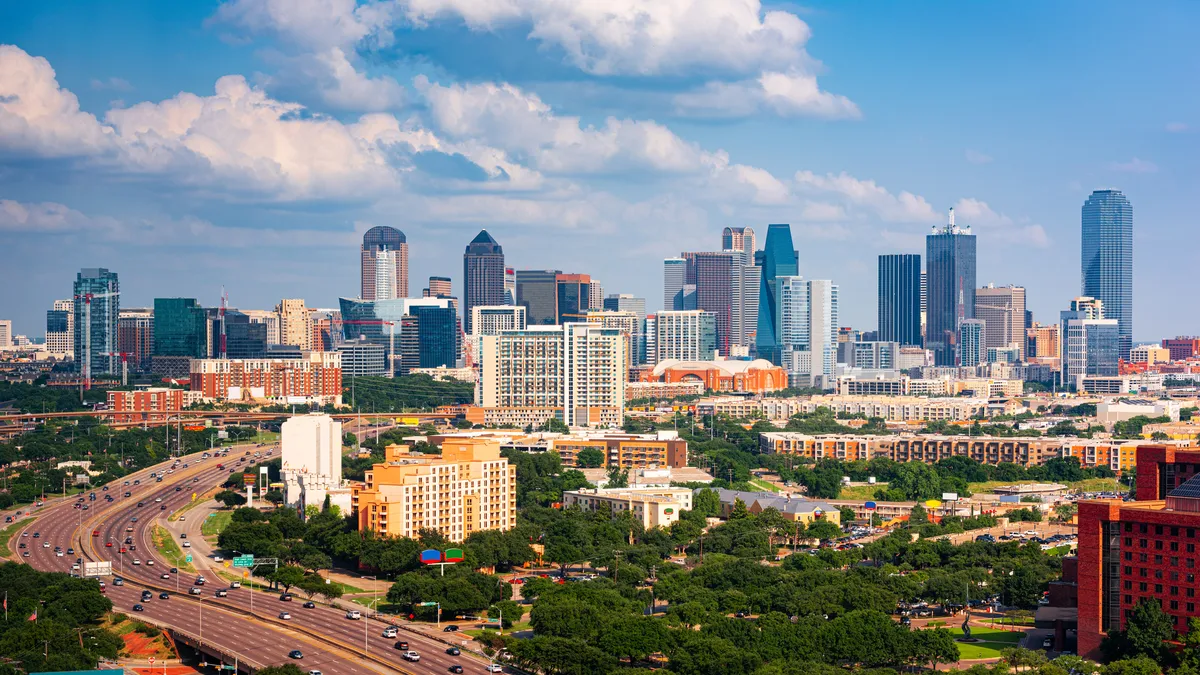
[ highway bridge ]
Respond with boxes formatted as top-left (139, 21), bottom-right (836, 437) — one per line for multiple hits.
top-left (2, 445), bottom-right (500, 674)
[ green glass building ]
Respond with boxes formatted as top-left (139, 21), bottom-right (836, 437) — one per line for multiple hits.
top-left (153, 298), bottom-right (207, 357)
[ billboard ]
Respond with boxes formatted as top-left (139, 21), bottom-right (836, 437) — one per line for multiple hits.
top-left (242, 473), bottom-right (256, 486)
top-left (942, 492), bottom-right (959, 502)
top-left (83, 561), bottom-right (112, 577)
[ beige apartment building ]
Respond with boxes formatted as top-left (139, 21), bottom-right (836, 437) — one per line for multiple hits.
top-left (562, 487), bottom-right (693, 529)
top-left (276, 298), bottom-right (312, 350)
top-left (352, 439), bottom-right (517, 542)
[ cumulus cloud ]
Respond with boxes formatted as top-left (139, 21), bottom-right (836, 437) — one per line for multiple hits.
top-left (674, 70), bottom-right (860, 120)
top-left (260, 47), bottom-right (406, 111)
top-left (794, 170), bottom-right (939, 223)
top-left (951, 197), bottom-right (1050, 248)
top-left (0, 45), bottom-right (116, 157)
top-left (1107, 157), bottom-right (1158, 174)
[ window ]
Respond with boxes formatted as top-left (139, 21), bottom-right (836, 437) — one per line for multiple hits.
top-left (1140, 553), bottom-right (1149, 563)
top-left (1171, 587), bottom-right (1179, 596)
top-left (1125, 551), bottom-right (1134, 561)
top-left (1173, 527), bottom-right (1180, 537)
top-left (1171, 600), bottom-right (1179, 610)
top-left (1173, 557), bottom-right (1180, 567)
top-left (1140, 524), bottom-right (1148, 534)
top-left (1156, 525), bottom-right (1164, 535)
top-left (1140, 539), bottom-right (1148, 548)
top-left (1156, 541), bottom-right (1164, 550)
top-left (1156, 584), bottom-right (1164, 593)
top-left (1156, 555), bottom-right (1164, 564)
top-left (1172, 542), bottom-right (1181, 552)
top-left (1139, 582), bottom-right (1148, 592)
top-left (1124, 580), bottom-right (1133, 590)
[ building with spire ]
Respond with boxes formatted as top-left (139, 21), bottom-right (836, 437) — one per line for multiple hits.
top-left (925, 208), bottom-right (976, 366)
top-left (755, 224), bottom-right (799, 364)
top-left (463, 230), bottom-right (505, 334)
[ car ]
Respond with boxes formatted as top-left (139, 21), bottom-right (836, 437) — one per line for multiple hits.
top-left (230, 581), bottom-right (241, 588)
top-left (288, 650), bottom-right (304, 660)
top-left (71, 563), bottom-right (80, 570)
top-left (443, 625), bottom-right (459, 632)
top-left (190, 587), bottom-right (202, 595)
top-left (66, 548), bottom-right (74, 555)
top-left (401, 651), bottom-right (420, 662)
top-left (180, 533), bottom-right (187, 539)
top-left (345, 610), bottom-right (362, 620)
top-left (142, 591), bottom-right (154, 600)
top-left (21, 551), bottom-right (29, 558)
top-left (155, 498), bottom-right (162, 503)
top-left (105, 542), bottom-right (113, 547)
top-left (125, 537), bottom-right (133, 544)
top-left (160, 505), bottom-right (166, 510)
top-left (278, 612), bottom-right (292, 620)
top-left (92, 529), bottom-right (99, 536)
top-left (213, 555), bottom-right (223, 562)
top-left (394, 641), bottom-right (409, 651)
top-left (137, 502), bottom-right (144, 507)
top-left (170, 567), bottom-right (178, 573)
top-left (382, 626), bottom-right (398, 638)
top-left (119, 547), bottom-right (127, 553)
top-left (146, 560), bottom-right (154, 566)
top-left (486, 665), bottom-right (503, 673)
top-left (132, 559), bottom-right (142, 566)
top-left (1042, 637), bottom-right (1053, 649)
top-left (161, 574), bottom-right (171, 580)
top-left (175, 487), bottom-right (182, 492)
top-left (446, 648), bottom-right (461, 656)
top-left (126, 527), bottom-right (134, 532)
top-left (195, 577), bottom-right (206, 585)
top-left (182, 542), bottom-right (191, 548)
top-left (42, 542), bottom-right (50, 548)
top-left (133, 604), bottom-right (144, 611)
top-left (449, 667), bottom-right (463, 674)
top-left (215, 589), bottom-right (228, 597)
top-left (279, 593), bottom-right (293, 601)
top-left (179, 516), bottom-right (186, 522)
top-left (159, 592), bottom-right (170, 600)
top-left (308, 671), bottom-right (322, 675)
top-left (302, 601), bottom-right (316, 609)
top-left (113, 578), bottom-right (124, 586)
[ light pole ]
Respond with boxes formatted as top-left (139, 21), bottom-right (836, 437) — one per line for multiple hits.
top-left (363, 575), bottom-right (377, 658)
top-left (198, 596), bottom-right (203, 649)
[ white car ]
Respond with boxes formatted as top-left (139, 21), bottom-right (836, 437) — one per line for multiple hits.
top-left (486, 665), bottom-right (503, 673)
top-left (213, 556), bottom-right (224, 562)
top-left (43, 543), bottom-right (50, 548)
top-left (155, 498), bottom-right (163, 503)
top-left (230, 581), bottom-right (241, 588)
top-left (401, 652), bottom-right (420, 662)
top-left (132, 559), bottom-right (142, 566)
top-left (182, 542), bottom-right (192, 548)
top-left (279, 612), bottom-right (292, 620)
top-left (345, 610), bottom-right (362, 620)
top-left (56, 551), bottom-right (64, 557)
top-left (146, 560), bottom-right (155, 566)
top-left (382, 627), bottom-right (397, 638)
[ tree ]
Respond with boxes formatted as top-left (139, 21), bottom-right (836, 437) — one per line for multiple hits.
top-left (1103, 657), bottom-right (1165, 675)
top-left (838, 506), bottom-right (856, 524)
top-left (214, 490), bottom-right (247, 508)
top-left (1101, 598), bottom-right (1176, 664)
top-left (694, 489), bottom-right (721, 517)
top-left (892, 463), bottom-right (943, 501)
top-left (255, 666), bottom-right (306, 675)
top-left (606, 466), bottom-right (629, 488)
top-left (575, 447), bottom-right (605, 468)
top-left (909, 504), bottom-right (929, 525)
top-left (489, 600), bottom-right (522, 629)
top-left (265, 565), bottom-right (307, 593)
top-left (806, 519), bottom-right (841, 543)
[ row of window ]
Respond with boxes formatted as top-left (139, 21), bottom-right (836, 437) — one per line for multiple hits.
top-left (1124, 523), bottom-right (1198, 538)
top-left (1124, 580), bottom-right (1198, 597)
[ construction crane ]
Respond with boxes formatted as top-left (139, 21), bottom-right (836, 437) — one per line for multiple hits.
top-left (333, 318), bottom-right (397, 378)
top-left (102, 352), bottom-right (132, 386)
top-left (74, 290), bottom-right (120, 394)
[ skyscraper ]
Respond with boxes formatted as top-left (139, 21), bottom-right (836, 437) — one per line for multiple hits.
top-left (118, 308), bottom-right (154, 368)
top-left (663, 258), bottom-right (686, 310)
top-left (808, 279), bottom-right (839, 385)
top-left (722, 227), bottom-right (756, 258)
top-left (975, 284), bottom-right (1027, 360)
top-left (653, 310), bottom-right (718, 362)
top-left (730, 251), bottom-right (760, 356)
top-left (73, 268), bottom-right (121, 380)
top-left (424, 276), bottom-right (453, 298)
top-left (514, 270), bottom-right (561, 325)
top-left (361, 226), bottom-right (408, 300)
top-left (276, 299), bottom-right (312, 350)
top-left (1082, 189), bottom-right (1133, 360)
top-left (603, 294), bottom-right (647, 364)
top-left (555, 274), bottom-right (592, 324)
top-left (925, 208), bottom-right (976, 366)
top-left (877, 254), bottom-right (922, 347)
top-left (463, 230), bottom-right (505, 334)
top-left (46, 299), bottom-right (74, 356)
top-left (957, 319), bottom-right (985, 367)
top-left (690, 252), bottom-right (736, 356)
top-left (1061, 297), bottom-right (1119, 388)
top-left (755, 224), bottom-right (799, 364)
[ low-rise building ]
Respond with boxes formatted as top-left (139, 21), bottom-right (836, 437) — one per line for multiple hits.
top-left (758, 433), bottom-right (880, 461)
top-left (190, 352), bottom-right (342, 405)
top-left (698, 394), bottom-right (990, 423)
top-left (551, 432), bottom-right (688, 469)
top-left (707, 489), bottom-right (841, 526)
top-left (640, 358), bottom-right (787, 394)
top-left (107, 387), bottom-right (183, 422)
top-left (461, 406), bottom-right (621, 429)
top-left (1097, 399), bottom-right (1181, 426)
top-left (410, 366), bottom-right (476, 382)
top-left (625, 380), bottom-right (705, 402)
top-left (562, 486), bottom-right (693, 529)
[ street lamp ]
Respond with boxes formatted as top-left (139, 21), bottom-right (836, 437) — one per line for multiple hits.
top-left (363, 575), bottom-right (378, 658)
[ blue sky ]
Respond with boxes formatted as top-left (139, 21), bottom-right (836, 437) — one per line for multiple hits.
top-left (2, 0), bottom-right (1197, 342)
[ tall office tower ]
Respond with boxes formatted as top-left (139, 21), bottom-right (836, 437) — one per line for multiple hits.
top-left (1027, 323), bottom-right (1061, 360)
top-left (588, 280), bottom-right (604, 312)
top-left (663, 258), bottom-right (687, 310)
top-left (957, 319), bottom-right (985, 367)
top-left (361, 226), bottom-right (408, 300)
top-left (920, 272), bottom-right (927, 339)
top-left (339, 297), bottom-right (456, 375)
top-left (73, 268), bottom-right (120, 378)
top-left (477, 323), bottom-right (626, 427)
top-left (503, 268), bottom-right (516, 305)
top-left (975, 284), bottom-right (1027, 360)
top-left (603, 294), bottom-right (647, 364)
top-left (755, 224), bottom-right (799, 364)
top-left (424, 276), bottom-right (453, 298)
top-left (925, 208), bottom-right (976, 366)
top-left (396, 305), bottom-right (457, 374)
top-left (117, 308), bottom-right (154, 368)
top-left (689, 252), bottom-right (736, 356)
top-left (512, 270), bottom-right (558, 325)
top-left (277, 299), bottom-right (312, 350)
top-left (463, 230), bottom-right (505, 334)
top-left (308, 310), bottom-right (339, 352)
top-left (212, 310), bottom-right (268, 359)
top-left (153, 298), bottom-right (206, 357)
top-left (556, 273), bottom-right (592, 324)
top-left (1082, 189), bottom-right (1133, 360)
top-left (653, 310), bottom-right (717, 362)
top-left (0, 320), bottom-right (10, 348)
top-left (730, 251), bottom-right (761, 356)
top-left (877, 254), bottom-right (922, 347)
top-left (808, 280), bottom-right (839, 385)
top-left (1061, 298), bottom-right (1119, 388)
top-left (644, 315), bottom-right (658, 365)
top-left (722, 226), bottom-right (756, 258)
top-left (46, 299), bottom-right (74, 356)
top-left (777, 276), bottom-right (811, 384)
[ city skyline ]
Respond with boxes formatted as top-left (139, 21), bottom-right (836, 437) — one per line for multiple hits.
top-left (2, 2), bottom-right (1196, 341)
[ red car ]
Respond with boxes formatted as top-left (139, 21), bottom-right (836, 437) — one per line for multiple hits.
top-left (106, 542), bottom-right (114, 548)
top-left (119, 547), bottom-right (127, 553)
top-left (92, 529), bottom-right (100, 537)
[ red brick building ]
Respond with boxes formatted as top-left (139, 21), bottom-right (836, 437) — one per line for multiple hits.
top-left (1078, 446), bottom-right (1200, 660)
top-left (640, 358), bottom-right (788, 394)
top-left (107, 388), bottom-right (183, 422)
top-left (189, 352), bottom-right (343, 405)
top-left (1161, 337), bottom-right (1200, 362)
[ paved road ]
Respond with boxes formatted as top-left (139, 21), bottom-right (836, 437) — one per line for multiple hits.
top-left (7, 444), bottom-right (500, 675)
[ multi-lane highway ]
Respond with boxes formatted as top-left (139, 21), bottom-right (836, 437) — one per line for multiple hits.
top-left (5, 445), bottom-right (499, 675)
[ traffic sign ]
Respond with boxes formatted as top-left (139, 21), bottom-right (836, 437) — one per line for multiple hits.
top-left (149, 658), bottom-right (155, 665)
top-left (224, 561), bottom-right (231, 568)
top-left (222, 665), bottom-right (237, 670)
top-left (243, 571), bottom-right (249, 578)
top-left (232, 554), bottom-right (255, 568)
top-left (185, 554), bottom-right (193, 563)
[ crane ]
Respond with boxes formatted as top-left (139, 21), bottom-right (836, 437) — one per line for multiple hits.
top-left (102, 352), bottom-right (132, 386)
top-left (333, 318), bottom-right (397, 378)
top-left (74, 290), bottom-right (120, 394)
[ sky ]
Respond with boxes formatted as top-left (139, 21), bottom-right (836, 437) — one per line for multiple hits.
top-left (2, 1), bottom-right (1198, 342)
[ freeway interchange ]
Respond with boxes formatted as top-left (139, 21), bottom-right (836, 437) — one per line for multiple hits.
top-left (3, 445), bottom-right (497, 675)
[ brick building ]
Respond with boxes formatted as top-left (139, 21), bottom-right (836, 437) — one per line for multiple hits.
top-left (1077, 446), bottom-right (1200, 660)
top-left (189, 352), bottom-right (342, 405)
top-left (641, 358), bottom-right (787, 394)
top-left (1161, 337), bottom-right (1200, 362)
top-left (106, 388), bottom-right (183, 422)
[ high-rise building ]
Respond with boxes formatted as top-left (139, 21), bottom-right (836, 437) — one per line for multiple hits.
top-left (73, 268), bottom-right (120, 378)
top-left (663, 258), bottom-right (687, 310)
top-left (730, 251), bottom-right (760, 356)
top-left (975, 284), bottom-right (1027, 360)
top-left (957, 319), bottom-right (985, 367)
top-left (925, 208), bottom-right (976, 366)
top-left (755, 224), bottom-right (799, 364)
top-left (215, 310), bottom-right (268, 359)
top-left (778, 276), bottom-right (811, 384)
top-left (586, 310), bottom-right (640, 375)
top-left (117, 308), bottom-right (154, 368)
top-left (46, 299), bottom-right (74, 356)
top-left (242, 309), bottom-right (281, 345)
top-left (470, 306), bottom-right (527, 337)
top-left (190, 352), bottom-right (342, 405)
top-left (0, 320), bottom-right (10, 348)
top-left (722, 226), bottom-right (756, 258)
top-left (1082, 189), bottom-right (1133, 360)
top-left (276, 299), bottom-right (312, 350)
top-left (1027, 323), bottom-right (1061, 360)
top-left (920, 271), bottom-right (927, 340)
top-left (653, 310), bottom-right (717, 362)
top-left (463, 230), bottom-right (505, 334)
top-left (556, 273), bottom-right (592, 324)
top-left (424, 276), bottom-right (452, 298)
top-left (503, 268), bottom-right (516, 305)
top-left (361, 226), bottom-right (408, 300)
top-left (281, 414), bottom-right (347, 513)
top-left (477, 323), bottom-right (626, 427)
top-left (339, 297), bottom-right (456, 374)
top-left (514, 270), bottom-right (560, 325)
top-left (689, 252), bottom-right (736, 356)
top-left (603, 294), bottom-right (647, 364)
top-left (588, 280), bottom-right (604, 312)
top-left (838, 340), bottom-right (900, 370)
top-left (308, 309), bottom-right (339, 352)
top-left (400, 305), bottom-right (457, 373)
top-left (877, 254), bottom-right (922, 347)
top-left (808, 280), bottom-right (839, 385)
top-left (1061, 297), bottom-right (1120, 388)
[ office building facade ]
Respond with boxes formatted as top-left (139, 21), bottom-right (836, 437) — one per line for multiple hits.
top-left (424, 276), bottom-right (452, 298)
top-left (878, 254), bottom-right (922, 347)
top-left (276, 299), bottom-right (312, 350)
top-left (361, 226), bottom-right (408, 300)
top-left (1061, 297), bottom-right (1120, 388)
top-left (664, 258), bottom-right (687, 311)
top-left (1082, 189), bottom-right (1133, 360)
top-left (689, 252), bottom-right (736, 356)
top-left (46, 299), bottom-right (74, 356)
top-left (117, 308), bottom-right (154, 368)
top-left (654, 310), bottom-right (717, 362)
top-left (975, 284), bottom-right (1027, 360)
top-left (514, 270), bottom-right (561, 326)
top-left (603, 294), bottom-right (647, 364)
top-left (957, 319), bottom-right (985, 367)
top-left (73, 268), bottom-right (120, 377)
top-left (926, 210), bottom-right (976, 366)
top-left (463, 230), bottom-right (505, 334)
top-left (555, 273), bottom-right (593, 324)
top-left (757, 224), bottom-right (799, 363)
top-left (722, 226), bottom-right (756, 258)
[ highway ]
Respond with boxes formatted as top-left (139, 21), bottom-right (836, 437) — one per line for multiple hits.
top-left (5, 446), bottom-right (499, 675)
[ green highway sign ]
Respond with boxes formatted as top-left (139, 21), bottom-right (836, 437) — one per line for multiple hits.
top-left (185, 554), bottom-right (193, 563)
top-left (417, 602), bottom-right (438, 607)
top-left (222, 666), bottom-right (237, 671)
top-left (232, 555), bottom-right (255, 568)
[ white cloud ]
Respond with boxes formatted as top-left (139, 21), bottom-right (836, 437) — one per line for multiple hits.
top-left (0, 45), bottom-right (116, 157)
top-left (1166, 122), bottom-right (1188, 133)
top-left (674, 70), bottom-right (860, 120)
top-left (965, 149), bottom-right (993, 165)
top-left (212, 0), bottom-right (397, 51)
top-left (1107, 157), bottom-right (1158, 173)
top-left (951, 197), bottom-right (1049, 248)
top-left (794, 170), bottom-right (939, 223)
top-left (0, 198), bottom-right (91, 232)
top-left (261, 47), bottom-right (406, 111)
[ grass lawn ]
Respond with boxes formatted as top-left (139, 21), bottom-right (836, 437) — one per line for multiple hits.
top-left (749, 479), bottom-right (780, 493)
top-left (202, 510), bottom-right (232, 538)
top-left (940, 626), bottom-right (1024, 660)
top-left (151, 524), bottom-right (194, 574)
top-left (168, 489), bottom-right (220, 522)
top-left (839, 484), bottom-right (882, 500)
top-left (0, 517), bottom-right (33, 558)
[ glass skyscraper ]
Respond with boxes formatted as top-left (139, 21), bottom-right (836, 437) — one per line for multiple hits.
top-left (153, 298), bottom-right (207, 358)
top-left (755, 224), bottom-right (798, 364)
top-left (877, 254), bottom-right (922, 347)
top-left (514, 270), bottom-right (561, 325)
top-left (1082, 189), bottom-right (1133, 360)
top-left (462, 230), bottom-right (505, 334)
top-left (73, 268), bottom-right (120, 377)
top-left (925, 209), bottom-right (976, 366)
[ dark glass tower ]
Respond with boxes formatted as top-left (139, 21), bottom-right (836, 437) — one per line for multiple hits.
top-left (462, 230), bottom-right (505, 333)
top-left (877, 254), bottom-right (922, 347)
top-left (153, 298), bottom-right (207, 358)
top-left (755, 224), bottom-right (798, 364)
top-left (73, 268), bottom-right (120, 376)
top-left (514, 270), bottom-right (561, 325)
top-left (925, 210), bottom-right (976, 366)
top-left (1082, 189), bottom-right (1133, 360)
